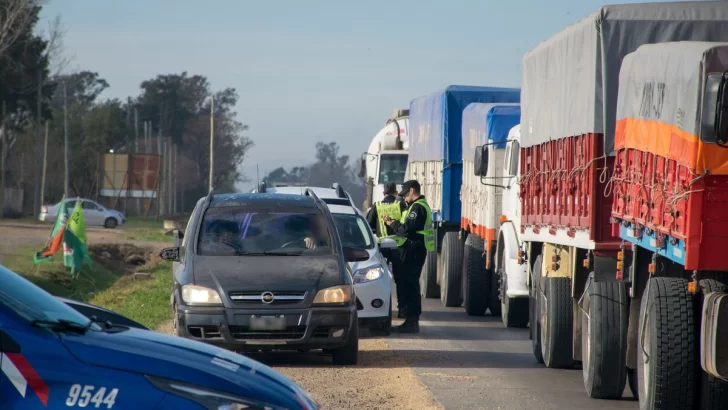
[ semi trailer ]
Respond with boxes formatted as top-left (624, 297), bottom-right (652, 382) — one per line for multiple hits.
top-left (406, 86), bottom-right (520, 300)
top-left (476, 1), bottom-right (728, 405)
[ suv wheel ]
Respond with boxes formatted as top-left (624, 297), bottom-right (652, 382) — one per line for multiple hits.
top-left (332, 320), bottom-right (359, 365)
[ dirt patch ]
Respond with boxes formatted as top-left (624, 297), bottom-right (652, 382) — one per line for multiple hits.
top-left (89, 243), bottom-right (159, 274)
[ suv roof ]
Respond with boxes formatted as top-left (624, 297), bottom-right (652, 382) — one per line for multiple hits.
top-left (208, 192), bottom-right (317, 208)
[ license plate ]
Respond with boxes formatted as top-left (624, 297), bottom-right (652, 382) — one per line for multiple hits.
top-left (249, 315), bottom-right (286, 331)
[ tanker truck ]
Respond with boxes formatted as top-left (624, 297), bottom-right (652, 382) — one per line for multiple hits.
top-left (359, 109), bottom-right (409, 211)
top-left (476, 1), bottom-right (728, 405)
top-left (406, 86), bottom-right (520, 300)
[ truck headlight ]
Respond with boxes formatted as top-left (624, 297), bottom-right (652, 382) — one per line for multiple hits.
top-left (353, 266), bottom-right (384, 283)
top-left (181, 285), bottom-right (222, 305)
top-left (147, 376), bottom-right (281, 410)
top-left (312, 285), bottom-right (353, 305)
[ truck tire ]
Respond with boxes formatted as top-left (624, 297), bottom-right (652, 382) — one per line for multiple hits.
top-left (420, 250), bottom-right (440, 299)
top-left (498, 243), bottom-right (528, 328)
top-left (698, 279), bottom-right (728, 410)
top-left (638, 277), bottom-right (696, 410)
top-left (462, 234), bottom-right (488, 316)
top-left (541, 276), bottom-right (574, 369)
top-left (581, 273), bottom-right (629, 399)
top-left (440, 232), bottom-right (464, 307)
top-left (530, 255), bottom-right (544, 364)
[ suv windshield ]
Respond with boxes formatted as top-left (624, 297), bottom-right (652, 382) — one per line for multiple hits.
top-left (378, 153), bottom-right (408, 184)
top-left (332, 213), bottom-right (374, 250)
top-left (0, 265), bottom-right (98, 329)
top-left (198, 207), bottom-right (333, 256)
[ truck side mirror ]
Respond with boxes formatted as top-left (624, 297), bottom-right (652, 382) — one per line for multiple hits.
top-left (701, 71), bottom-right (728, 146)
top-left (358, 157), bottom-right (366, 178)
top-left (473, 145), bottom-right (489, 177)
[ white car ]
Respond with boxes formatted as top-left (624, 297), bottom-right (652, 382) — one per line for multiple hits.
top-left (257, 182), bottom-right (396, 334)
top-left (39, 198), bottom-right (126, 229)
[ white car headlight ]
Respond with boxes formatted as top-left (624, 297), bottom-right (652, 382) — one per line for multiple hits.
top-left (181, 285), bottom-right (222, 305)
top-left (312, 285), bottom-right (353, 305)
top-left (352, 266), bottom-right (384, 283)
top-left (147, 376), bottom-right (286, 410)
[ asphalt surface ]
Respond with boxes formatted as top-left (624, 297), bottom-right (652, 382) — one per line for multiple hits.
top-left (386, 296), bottom-right (639, 410)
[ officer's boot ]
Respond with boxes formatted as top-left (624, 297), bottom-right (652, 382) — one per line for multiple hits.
top-left (397, 307), bottom-right (407, 319)
top-left (391, 317), bottom-right (419, 334)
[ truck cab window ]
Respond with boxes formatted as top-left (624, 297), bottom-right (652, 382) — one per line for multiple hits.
top-left (508, 141), bottom-right (520, 176)
top-left (378, 154), bottom-right (408, 184)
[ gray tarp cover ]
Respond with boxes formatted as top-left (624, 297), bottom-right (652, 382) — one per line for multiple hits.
top-left (521, 1), bottom-right (728, 152)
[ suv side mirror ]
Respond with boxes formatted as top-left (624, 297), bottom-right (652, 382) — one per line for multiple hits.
top-left (343, 246), bottom-right (370, 262)
top-left (701, 71), bottom-right (728, 146)
top-left (159, 247), bottom-right (180, 262)
top-left (173, 229), bottom-right (184, 247)
top-left (473, 145), bottom-right (489, 176)
top-left (378, 237), bottom-right (397, 249)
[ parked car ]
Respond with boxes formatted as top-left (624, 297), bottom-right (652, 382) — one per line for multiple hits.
top-left (259, 182), bottom-right (396, 334)
top-left (0, 263), bottom-right (319, 409)
top-left (161, 189), bottom-right (367, 365)
top-left (57, 296), bottom-right (149, 330)
top-left (39, 198), bottom-right (126, 229)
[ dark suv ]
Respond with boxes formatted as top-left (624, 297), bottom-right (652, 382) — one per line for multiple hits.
top-left (160, 189), bottom-right (369, 365)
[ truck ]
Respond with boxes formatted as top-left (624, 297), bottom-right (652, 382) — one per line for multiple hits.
top-left (406, 85), bottom-right (520, 300)
top-left (457, 103), bottom-right (527, 325)
top-left (359, 109), bottom-right (410, 211)
top-left (610, 41), bottom-right (728, 410)
top-left (474, 1), bottom-right (728, 405)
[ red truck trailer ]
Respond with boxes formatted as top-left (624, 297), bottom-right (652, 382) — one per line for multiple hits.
top-left (478, 1), bottom-right (728, 404)
top-left (611, 41), bottom-right (728, 410)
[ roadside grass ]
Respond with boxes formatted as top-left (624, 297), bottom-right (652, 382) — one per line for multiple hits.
top-left (4, 243), bottom-right (173, 329)
top-left (122, 217), bottom-right (173, 243)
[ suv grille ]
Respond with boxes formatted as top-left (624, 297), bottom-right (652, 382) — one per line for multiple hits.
top-left (229, 291), bottom-right (307, 305)
top-left (229, 325), bottom-right (306, 340)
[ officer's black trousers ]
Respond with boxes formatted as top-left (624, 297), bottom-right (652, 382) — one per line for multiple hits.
top-left (382, 248), bottom-right (406, 309)
top-left (400, 250), bottom-right (427, 319)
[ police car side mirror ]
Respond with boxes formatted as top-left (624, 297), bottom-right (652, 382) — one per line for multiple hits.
top-left (473, 145), bottom-right (489, 176)
top-left (343, 247), bottom-right (370, 262)
top-left (159, 247), bottom-right (180, 262)
top-left (379, 238), bottom-right (398, 249)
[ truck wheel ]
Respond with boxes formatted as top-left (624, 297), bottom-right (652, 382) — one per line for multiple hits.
top-left (498, 244), bottom-right (528, 327)
top-left (541, 276), bottom-right (574, 368)
top-left (463, 235), bottom-right (488, 316)
top-left (698, 279), bottom-right (728, 410)
top-left (420, 251), bottom-right (440, 298)
top-left (638, 277), bottom-right (696, 410)
top-left (581, 273), bottom-right (628, 399)
top-left (439, 232), bottom-right (463, 307)
top-left (332, 319), bottom-right (359, 366)
top-left (531, 255), bottom-right (544, 363)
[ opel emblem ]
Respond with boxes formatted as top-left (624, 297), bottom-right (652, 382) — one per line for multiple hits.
top-left (261, 291), bottom-right (275, 304)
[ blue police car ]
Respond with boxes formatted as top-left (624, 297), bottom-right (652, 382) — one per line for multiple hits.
top-left (0, 264), bottom-right (319, 409)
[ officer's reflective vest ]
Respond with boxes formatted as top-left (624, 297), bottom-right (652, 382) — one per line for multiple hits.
top-left (375, 201), bottom-right (405, 245)
top-left (398, 199), bottom-right (435, 252)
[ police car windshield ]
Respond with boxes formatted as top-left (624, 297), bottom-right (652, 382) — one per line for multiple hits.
top-left (0, 265), bottom-right (99, 330)
top-left (198, 207), bottom-right (333, 256)
top-left (332, 214), bottom-right (374, 250)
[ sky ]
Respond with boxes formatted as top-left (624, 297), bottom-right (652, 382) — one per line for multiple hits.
top-left (40, 0), bottom-right (695, 191)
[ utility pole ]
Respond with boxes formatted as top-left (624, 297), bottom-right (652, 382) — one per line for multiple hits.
top-left (63, 81), bottom-right (69, 198)
top-left (33, 68), bottom-right (42, 217)
top-left (134, 106), bottom-right (140, 215)
top-left (40, 121), bottom-right (48, 203)
top-left (1, 101), bottom-right (6, 218)
top-left (209, 94), bottom-right (214, 191)
top-left (172, 143), bottom-right (177, 214)
top-left (157, 119), bottom-right (163, 218)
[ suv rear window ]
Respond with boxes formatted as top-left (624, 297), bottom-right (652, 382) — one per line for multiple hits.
top-left (197, 207), bottom-right (333, 256)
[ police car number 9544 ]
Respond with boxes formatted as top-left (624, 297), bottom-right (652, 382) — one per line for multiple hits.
top-left (65, 384), bottom-right (118, 408)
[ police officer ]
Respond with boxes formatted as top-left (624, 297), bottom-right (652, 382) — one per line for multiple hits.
top-left (382, 180), bottom-right (434, 333)
top-left (366, 182), bottom-right (408, 318)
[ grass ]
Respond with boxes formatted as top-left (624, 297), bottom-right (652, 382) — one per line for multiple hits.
top-left (121, 216), bottom-right (174, 243)
top-left (4, 243), bottom-right (173, 330)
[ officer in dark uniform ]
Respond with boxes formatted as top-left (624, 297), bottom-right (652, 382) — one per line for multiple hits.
top-left (366, 182), bottom-right (408, 318)
top-left (382, 180), bottom-right (434, 334)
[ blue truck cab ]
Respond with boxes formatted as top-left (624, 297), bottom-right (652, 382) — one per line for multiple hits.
top-left (407, 85), bottom-right (520, 300)
top-left (0, 265), bottom-right (318, 409)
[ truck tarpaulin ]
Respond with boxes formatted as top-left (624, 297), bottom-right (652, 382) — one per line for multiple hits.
top-left (462, 103), bottom-right (521, 160)
top-left (521, 1), bottom-right (728, 153)
top-left (408, 85), bottom-right (520, 224)
top-left (616, 41), bottom-right (728, 175)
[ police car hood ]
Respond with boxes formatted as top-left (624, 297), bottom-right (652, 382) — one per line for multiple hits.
top-left (60, 328), bottom-right (313, 406)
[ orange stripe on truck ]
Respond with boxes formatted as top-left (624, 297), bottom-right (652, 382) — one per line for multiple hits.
top-left (615, 117), bottom-right (728, 174)
top-left (461, 217), bottom-right (497, 244)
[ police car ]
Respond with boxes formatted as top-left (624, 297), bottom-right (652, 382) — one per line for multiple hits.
top-left (0, 264), bottom-right (318, 409)
top-left (255, 183), bottom-right (395, 334)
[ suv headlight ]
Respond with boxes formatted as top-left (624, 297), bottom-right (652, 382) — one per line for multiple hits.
top-left (147, 376), bottom-right (285, 410)
top-left (352, 266), bottom-right (384, 283)
top-left (181, 285), bottom-right (222, 305)
top-left (312, 285), bottom-right (353, 305)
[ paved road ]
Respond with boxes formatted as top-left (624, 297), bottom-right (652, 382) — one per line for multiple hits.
top-left (386, 296), bottom-right (638, 410)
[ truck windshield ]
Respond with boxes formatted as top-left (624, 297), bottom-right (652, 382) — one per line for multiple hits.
top-left (378, 153), bottom-right (408, 184)
top-left (198, 207), bottom-right (333, 256)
